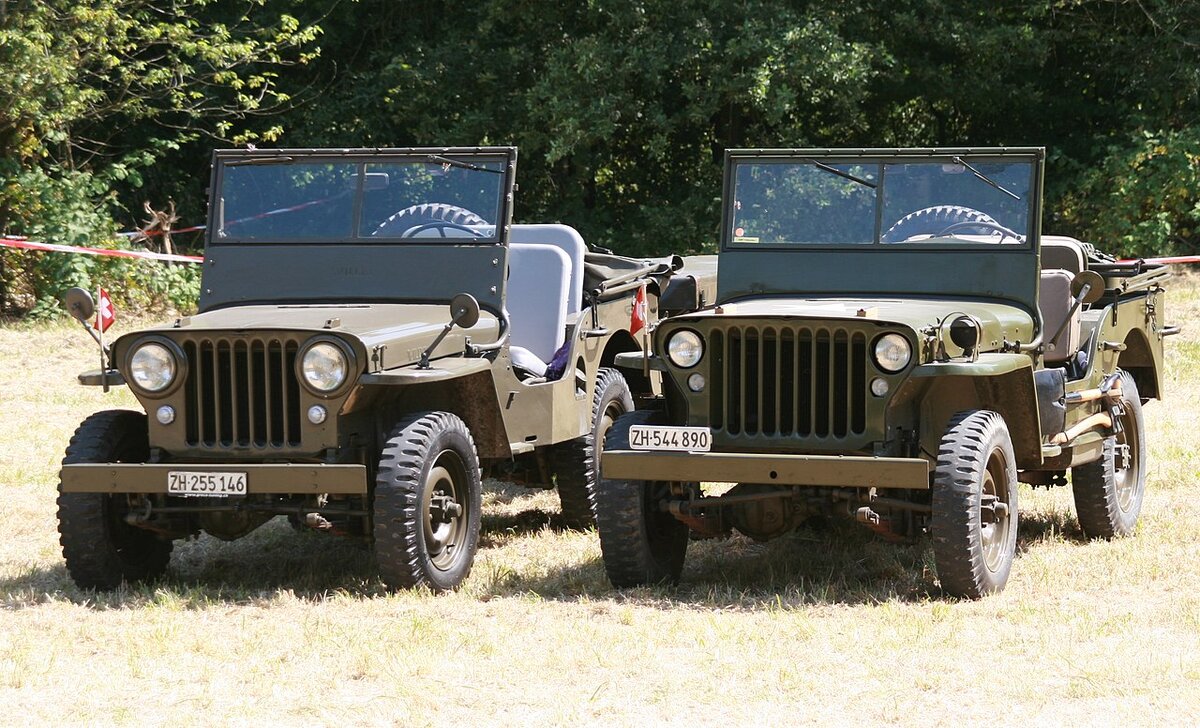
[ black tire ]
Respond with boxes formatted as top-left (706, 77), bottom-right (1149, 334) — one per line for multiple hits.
top-left (372, 203), bottom-right (487, 237)
top-left (1071, 371), bottom-right (1147, 538)
top-left (595, 409), bottom-right (689, 587)
top-left (549, 368), bottom-right (634, 529)
top-left (931, 410), bottom-right (1019, 599)
top-left (881, 205), bottom-right (1000, 243)
top-left (57, 410), bottom-right (173, 590)
top-left (374, 411), bottom-right (482, 592)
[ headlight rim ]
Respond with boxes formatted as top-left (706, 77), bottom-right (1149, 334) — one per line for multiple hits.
top-left (123, 336), bottom-right (185, 397)
top-left (873, 332), bottom-right (913, 374)
top-left (665, 328), bottom-right (705, 369)
top-left (296, 336), bottom-right (357, 398)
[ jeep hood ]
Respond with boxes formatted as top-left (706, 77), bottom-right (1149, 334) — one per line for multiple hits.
top-left (686, 297), bottom-right (1037, 352)
top-left (125, 304), bottom-right (501, 371)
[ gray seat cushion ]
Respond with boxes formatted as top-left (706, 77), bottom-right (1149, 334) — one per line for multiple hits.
top-left (1040, 269), bottom-right (1080, 362)
top-left (507, 242), bottom-right (571, 363)
top-left (510, 224), bottom-right (586, 315)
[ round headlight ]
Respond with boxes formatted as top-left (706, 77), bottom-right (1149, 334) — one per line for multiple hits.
top-left (301, 342), bottom-right (349, 393)
top-left (666, 330), bottom-right (704, 368)
top-left (874, 333), bottom-right (912, 373)
top-left (129, 342), bottom-right (177, 393)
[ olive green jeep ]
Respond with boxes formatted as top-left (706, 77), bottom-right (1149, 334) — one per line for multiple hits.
top-left (57, 147), bottom-right (714, 592)
top-left (598, 147), bottom-right (1178, 598)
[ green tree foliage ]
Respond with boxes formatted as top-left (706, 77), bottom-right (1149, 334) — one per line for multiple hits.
top-left (2, 0), bottom-right (1198, 319)
top-left (0, 0), bottom-right (319, 313)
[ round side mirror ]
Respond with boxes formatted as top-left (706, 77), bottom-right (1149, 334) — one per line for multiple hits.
top-left (449, 293), bottom-right (480, 329)
top-left (1071, 270), bottom-right (1105, 305)
top-left (63, 287), bottom-right (95, 323)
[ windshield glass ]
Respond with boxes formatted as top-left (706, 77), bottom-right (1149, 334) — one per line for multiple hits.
top-left (216, 156), bottom-right (506, 242)
top-left (728, 156), bottom-right (1034, 247)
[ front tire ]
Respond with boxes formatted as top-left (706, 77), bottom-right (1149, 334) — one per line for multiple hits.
top-left (595, 410), bottom-right (689, 587)
top-left (549, 367), bottom-right (633, 529)
top-left (374, 412), bottom-right (482, 592)
top-left (57, 410), bottom-right (173, 590)
top-left (1071, 371), bottom-right (1147, 538)
top-left (931, 410), bottom-right (1019, 599)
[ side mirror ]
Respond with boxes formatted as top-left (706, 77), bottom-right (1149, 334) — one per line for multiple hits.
top-left (419, 293), bottom-right (482, 369)
top-left (63, 287), bottom-right (95, 323)
top-left (1071, 270), bottom-right (1105, 305)
top-left (449, 293), bottom-right (480, 329)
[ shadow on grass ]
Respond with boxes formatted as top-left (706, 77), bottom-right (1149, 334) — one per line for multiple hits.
top-left (8, 478), bottom-right (1077, 610)
top-left (0, 519), bottom-right (382, 610)
top-left (482, 518), bottom-right (946, 608)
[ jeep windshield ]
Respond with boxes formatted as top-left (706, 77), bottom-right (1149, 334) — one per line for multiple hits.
top-left (727, 154), bottom-right (1036, 248)
top-left (213, 152), bottom-right (509, 243)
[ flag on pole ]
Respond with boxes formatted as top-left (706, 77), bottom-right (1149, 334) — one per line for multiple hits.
top-left (630, 282), bottom-right (647, 336)
top-left (96, 288), bottom-right (115, 333)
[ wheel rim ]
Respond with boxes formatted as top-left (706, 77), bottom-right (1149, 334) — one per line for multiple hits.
top-left (979, 448), bottom-right (1013, 573)
top-left (594, 400), bottom-right (625, 463)
top-left (422, 453), bottom-right (469, 572)
top-left (1113, 405), bottom-right (1142, 513)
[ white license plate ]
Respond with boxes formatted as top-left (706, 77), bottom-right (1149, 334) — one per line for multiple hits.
top-left (629, 425), bottom-right (712, 452)
top-left (167, 471), bottom-right (248, 497)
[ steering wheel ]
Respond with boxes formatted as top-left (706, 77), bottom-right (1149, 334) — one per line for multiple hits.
top-left (936, 219), bottom-right (1023, 243)
top-left (400, 221), bottom-right (486, 238)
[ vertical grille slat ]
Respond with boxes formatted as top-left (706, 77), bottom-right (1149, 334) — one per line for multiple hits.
top-left (716, 323), bottom-right (872, 441)
top-left (183, 334), bottom-right (303, 449)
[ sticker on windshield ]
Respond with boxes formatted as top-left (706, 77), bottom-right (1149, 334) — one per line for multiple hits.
top-left (733, 236), bottom-right (760, 243)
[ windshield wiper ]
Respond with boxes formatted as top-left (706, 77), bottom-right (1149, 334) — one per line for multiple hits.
top-left (426, 154), bottom-right (503, 174)
top-left (225, 156), bottom-right (295, 167)
top-left (953, 156), bottom-right (1020, 200)
top-left (802, 159), bottom-right (877, 189)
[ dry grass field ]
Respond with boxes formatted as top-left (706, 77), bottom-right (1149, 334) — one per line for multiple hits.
top-left (2, 275), bottom-right (1199, 726)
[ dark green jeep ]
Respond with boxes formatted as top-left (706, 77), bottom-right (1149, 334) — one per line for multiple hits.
top-left (597, 147), bottom-right (1177, 598)
top-left (56, 147), bottom-right (712, 592)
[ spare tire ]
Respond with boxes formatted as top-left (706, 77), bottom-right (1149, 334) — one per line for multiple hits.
top-left (373, 203), bottom-right (487, 237)
top-left (881, 205), bottom-right (999, 243)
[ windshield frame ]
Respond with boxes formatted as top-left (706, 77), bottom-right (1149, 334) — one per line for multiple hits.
top-left (207, 147), bottom-right (517, 246)
top-left (720, 148), bottom-right (1043, 253)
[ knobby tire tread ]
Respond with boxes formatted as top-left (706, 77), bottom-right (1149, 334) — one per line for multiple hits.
top-left (931, 409), bottom-right (1018, 599)
top-left (594, 409), bottom-right (688, 588)
top-left (1071, 371), bottom-right (1145, 539)
top-left (374, 411), bottom-right (480, 592)
top-left (549, 367), bottom-right (632, 529)
top-left (57, 410), bottom-right (172, 590)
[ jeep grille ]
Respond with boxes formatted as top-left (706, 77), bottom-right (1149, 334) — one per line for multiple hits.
top-left (711, 325), bottom-right (868, 439)
top-left (182, 336), bottom-right (303, 448)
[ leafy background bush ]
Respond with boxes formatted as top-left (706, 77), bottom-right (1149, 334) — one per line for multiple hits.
top-left (1, 0), bottom-right (1197, 318)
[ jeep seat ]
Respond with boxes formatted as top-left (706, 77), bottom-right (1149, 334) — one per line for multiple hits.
top-left (1041, 235), bottom-right (1086, 275)
top-left (510, 224), bottom-right (586, 314)
top-left (507, 242), bottom-right (571, 372)
top-left (1039, 269), bottom-right (1079, 362)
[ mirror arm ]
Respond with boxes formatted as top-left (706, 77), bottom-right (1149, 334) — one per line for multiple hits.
top-left (418, 321), bottom-right (457, 370)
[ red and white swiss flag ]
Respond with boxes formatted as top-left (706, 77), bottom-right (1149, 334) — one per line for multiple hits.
top-left (96, 288), bottom-right (115, 333)
top-left (630, 282), bottom-right (647, 336)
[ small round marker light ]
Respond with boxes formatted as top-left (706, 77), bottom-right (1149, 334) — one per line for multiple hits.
top-left (687, 372), bottom-right (706, 392)
top-left (155, 405), bottom-right (176, 425)
top-left (307, 405), bottom-right (328, 425)
top-left (870, 378), bottom-right (890, 397)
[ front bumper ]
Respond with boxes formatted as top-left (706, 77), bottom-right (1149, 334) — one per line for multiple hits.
top-left (59, 463), bottom-right (368, 494)
top-left (602, 450), bottom-right (929, 489)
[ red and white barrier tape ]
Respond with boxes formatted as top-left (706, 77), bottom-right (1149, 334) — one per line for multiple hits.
top-left (0, 236), bottom-right (203, 263)
top-left (4, 232), bottom-right (1197, 268)
top-left (1123, 255), bottom-right (1200, 265)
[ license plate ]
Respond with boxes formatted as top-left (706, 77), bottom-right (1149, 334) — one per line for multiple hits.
top-left (167, 471), bottom-right (248, 497)
top-left (629, 425), bottom-right (712, 452)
